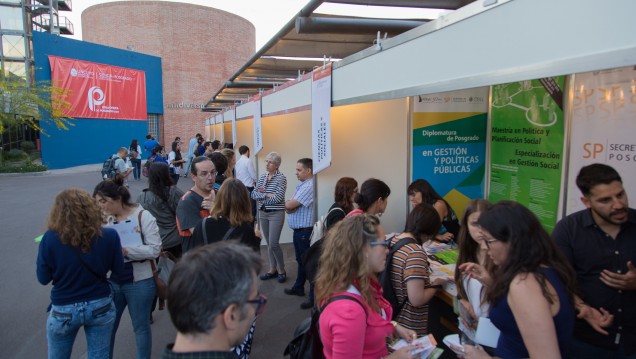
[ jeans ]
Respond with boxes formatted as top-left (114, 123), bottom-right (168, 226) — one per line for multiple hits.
top-left (259, 209), bottom-right (286, 272)
top-left (47, 296), bottom-right (115, 359)
top-left (567, 337), bottom-right (636, 359)
top-left (291, 227), bottom-right (313, 290)
top-left (109, 277), bottom-right (155, 359)
top-left (130, 158), bottom-right (142, 180)
top-left (183, 154), bottom-right (194, 177)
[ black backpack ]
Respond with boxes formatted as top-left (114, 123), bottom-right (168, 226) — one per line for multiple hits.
top-left (284, 295), bottom-right (365, 359)
top-left (101, 156), bottom-right (117, 179)
top-left (378, 236), bottom-right (417, 320)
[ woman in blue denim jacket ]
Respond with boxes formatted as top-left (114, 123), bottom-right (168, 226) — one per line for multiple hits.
top-left (37, 189), bottom-right (125, 359)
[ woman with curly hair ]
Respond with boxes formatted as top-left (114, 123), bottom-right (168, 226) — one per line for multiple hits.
top-left (37, 189), bottom-right (124, 359)
top-left (316, 215), bottom-right (419, 359)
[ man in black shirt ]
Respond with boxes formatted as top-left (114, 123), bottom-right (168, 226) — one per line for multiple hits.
top-left (553, 163), bottom-right (636, 358)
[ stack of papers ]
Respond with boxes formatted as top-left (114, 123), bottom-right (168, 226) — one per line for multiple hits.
top-left (391, 334), bottom-right (444, 359)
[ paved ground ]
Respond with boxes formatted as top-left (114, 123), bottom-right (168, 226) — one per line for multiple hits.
top-left (0, 165), bottom-right (309, 358)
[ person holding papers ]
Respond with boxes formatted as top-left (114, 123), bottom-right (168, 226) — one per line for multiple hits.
top-left (460, 201), bottom-right (575, 359)
top-left (94, 175), bottom-right (161, 359)
top-left (454, 199), bottom-right (496, 353)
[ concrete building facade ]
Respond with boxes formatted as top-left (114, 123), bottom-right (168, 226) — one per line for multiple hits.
top-left (82, 1), bottom-right (255, 144)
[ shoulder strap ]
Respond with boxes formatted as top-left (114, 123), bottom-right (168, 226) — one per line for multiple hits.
top-left (387, 236), bottom-right (417, 316)
top-left (201, 217), bottom-right (209, 245)
top-left (221, 226), bottom-right (236, 241)
top-left (321, 294), bottom-right (366, 316)
top-left (137, 209), bottom-right (145, 244)
top-left (326, 206), bottom-right (345, 217)
top-left (73, 249), bottom-right (108, 283)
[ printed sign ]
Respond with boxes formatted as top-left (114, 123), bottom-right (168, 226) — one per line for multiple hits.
top-left (312, 64), bottom-right (332, 174)
top-left (489, 77), bottom-right (565, 231)
top-left (48, 56), bottom-right (147, 120)
top-left (412, 88), bottom-right (489, 216)
top-left (567, 66), bottom-right (636, 214)
top-left (253, 97), bottom-right (263, 155)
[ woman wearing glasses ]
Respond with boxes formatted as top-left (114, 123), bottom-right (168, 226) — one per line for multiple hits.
top-left (388, 204), bottom-right (450, 336)
top-left (460, 201), bottom-right (576, 359)
top-left (316, 215), bottom-right (419, 359)
top-left (251, 152), bottom-right (288, 283)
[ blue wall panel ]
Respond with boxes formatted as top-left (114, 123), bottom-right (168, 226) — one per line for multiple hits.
top-left (32, 32), bottom-right (163, 169)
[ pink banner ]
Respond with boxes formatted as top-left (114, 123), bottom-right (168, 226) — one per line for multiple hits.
top-left (49, 56), bottom-right (147, 120)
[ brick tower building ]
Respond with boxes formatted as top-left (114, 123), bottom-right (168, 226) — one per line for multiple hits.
top-left (82, 1), bottom-right (255, 144)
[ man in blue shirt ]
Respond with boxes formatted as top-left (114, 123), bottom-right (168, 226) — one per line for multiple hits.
top-left (283, 158), bottom-right (315, 309)
top-left (143, 134), bottom-right (159, 156)
top-left (183, 133), bottom-right (202, 177)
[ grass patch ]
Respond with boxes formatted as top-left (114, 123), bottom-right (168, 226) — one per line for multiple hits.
top-left (0, 162), bottom-right (48, 173)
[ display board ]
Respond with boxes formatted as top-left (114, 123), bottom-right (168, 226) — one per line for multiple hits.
top-left (412, 88), bottom-right (489, 217)
top-left (566, 66), bottom-right (636, 214)
top-left (489, 77), bottom-right (565, 231)
top-left (312, 64), bottom-right (332, 174)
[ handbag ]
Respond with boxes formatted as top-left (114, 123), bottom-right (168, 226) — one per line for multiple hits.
top-left (138, 210), bottom-right (169, 301)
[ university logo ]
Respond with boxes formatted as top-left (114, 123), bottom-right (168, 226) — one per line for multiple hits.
top-left (88, 86), bottom-right (105, 111)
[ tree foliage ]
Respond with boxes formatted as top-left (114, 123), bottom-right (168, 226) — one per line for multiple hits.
top-left (0, 76), bottom-right (73, 134)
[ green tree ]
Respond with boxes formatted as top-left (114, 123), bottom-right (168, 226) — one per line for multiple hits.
top-left (0, 76), bottom-right (73, 134)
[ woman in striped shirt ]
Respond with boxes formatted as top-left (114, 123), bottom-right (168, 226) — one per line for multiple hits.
top-left (251, 151), bottom-right (288, 283)
top-left (388, 204), bottom-right (449, 336)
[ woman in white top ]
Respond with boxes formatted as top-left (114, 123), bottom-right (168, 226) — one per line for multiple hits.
top-left (129, 139), bottom-right (142, 181)
top-left (93, 175), bottom-right (161, 359)
top-left (168, 141), bottom-right (186, 184)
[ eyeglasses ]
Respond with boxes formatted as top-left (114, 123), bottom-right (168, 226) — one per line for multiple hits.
top-left (482, 236), bottom-right (499, 248)
top-left (246, 294), bottom-right (268, 316)
top-left (197, 170), bottom-right (218, 178)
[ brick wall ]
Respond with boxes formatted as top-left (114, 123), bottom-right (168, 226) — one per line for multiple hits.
top-left (82, 1), bottom-right (255, 146)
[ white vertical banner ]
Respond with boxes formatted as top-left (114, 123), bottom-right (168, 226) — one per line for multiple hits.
top-left (205, 118), bottom-right (210, 141)
top-left (213, 115), bottom-right (217, 140)
top-left (230, 108), bottom-right (237, 145)
top-left (253, 96), bottom-right (263, 155)
top-left (218, 114), bottom-right (225, 143)
top-left (567, 66), bottom-right (636, 214)
top-left (311, 64), bottom-right (332, 174)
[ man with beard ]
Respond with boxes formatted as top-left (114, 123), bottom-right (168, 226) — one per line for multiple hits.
top-left (553, 163), bottom-right (636, 358)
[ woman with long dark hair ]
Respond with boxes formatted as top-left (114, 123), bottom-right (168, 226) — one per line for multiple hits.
top-left (137, 162), bottom-right (184, 258)
top-left (37, 189), bottom-right (124, 359)
top-left (407, 179), bottom-right (460, 241)
top-left (461, 201), bottom-right (576, 359)
top-left (129, 139), bottom-right (142, 181)
top-left (93, 175), bottom-right (161, 359)
top-left (316, 215), bottom-right (418, 359)
top-left (168, 141), bottom-right (185, 184)
top-left (324, 177), bottom-right (358, 229)
top-left (453, 199), bottom-right (494, 349)
top-left (346, 178), bottom-right (390, 218)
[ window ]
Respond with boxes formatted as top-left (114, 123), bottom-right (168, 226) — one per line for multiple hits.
top-left (147, 113), bottom-right (160, 142)
top-left (0, 7), bottom-right (24, 31)
top-left (2, 34), bottom-right (26, 59)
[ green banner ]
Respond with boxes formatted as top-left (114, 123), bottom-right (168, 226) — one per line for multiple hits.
top-left (489, 77), bottom-right (565, 231)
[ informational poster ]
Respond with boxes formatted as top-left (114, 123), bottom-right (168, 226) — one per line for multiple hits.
top-left (311, 64), bottom-right (332, 174)
top-left (205, 118), bottom-right (210, 141)
top-left (412, 88), bottom-right (489, 217)
top-left (229, 108), bottom-right (237, 146)
top-left (253, 96), bottom-right (263, 155)
top-left (567, 66), bottom-right (636, 214)
top-left (212, 116), bottom-right (216, 140)
top-left (48, 56), bottom-right (147, 120)
top-left (489, 77), bottom-right (565, 231)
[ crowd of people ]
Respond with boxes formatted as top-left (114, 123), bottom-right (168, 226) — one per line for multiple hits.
top-left (38, 135), bottom-right (635, 359)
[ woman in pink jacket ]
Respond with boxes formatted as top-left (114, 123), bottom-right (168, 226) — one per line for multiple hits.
top-left (315, 214), bottom-right (419, 359)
